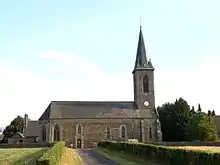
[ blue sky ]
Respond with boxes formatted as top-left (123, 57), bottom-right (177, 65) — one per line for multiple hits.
top-left (0, 0), bottom-right (219, 127)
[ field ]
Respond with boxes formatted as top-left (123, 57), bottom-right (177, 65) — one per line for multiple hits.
top-left (169, 146), bottom-right (220, 153)
top-left (0, 148), bottom-right (47, 165)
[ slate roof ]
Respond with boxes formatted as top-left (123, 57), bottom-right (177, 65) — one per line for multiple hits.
top-left (133, 26), bottom-right (154, 73)
top-left (23, 120), bottom-right (40, 137)
top-left (39, 101), bottom-right (137, 120)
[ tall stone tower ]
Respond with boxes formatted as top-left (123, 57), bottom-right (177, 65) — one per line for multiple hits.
top-left (133, 26), bottom-right (162, 141)
top-left (133, 26), bottom-right (155, 110)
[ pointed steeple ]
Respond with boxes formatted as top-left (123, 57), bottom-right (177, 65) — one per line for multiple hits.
top-left (133, 26), bottom-right (153, 73)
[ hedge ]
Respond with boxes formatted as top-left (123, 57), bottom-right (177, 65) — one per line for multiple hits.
top-left (98, 140), bottom-right (220, 165)
top-left (37, 141), bottom-right (65, 165)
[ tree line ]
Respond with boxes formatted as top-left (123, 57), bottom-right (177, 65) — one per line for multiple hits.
top-left (158, 97), bottom-right (217, 141)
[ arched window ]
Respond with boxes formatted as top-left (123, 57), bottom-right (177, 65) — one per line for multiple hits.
top-left (120, 125), bottom-right (126, 139)
top-left (42, 125), bottom-right (46, 142)
top-left (106, 127), bottom-right (110, 139)
top-left (143, 75), bottom-right (149, 93)
top-left (149, 127), bottom-right (152, 139)
top-left (53, 124), bottom-right (60, 141)
top-left (76, 124), bottom-right (82, 135)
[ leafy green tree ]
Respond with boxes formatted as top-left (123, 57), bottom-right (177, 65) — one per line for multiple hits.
top-left (190, 106), bottom-right (195, 114)
top-left (208, 110), bottom-right (211, 116)
top-left (185, 111), bottom-right (217, 141)
top-left (158, 99), bottom-right (217, 141)
top-left (173, 98), bottom-right (191, 141)
top-left (211, 110), bottom-right (216, 117)
top-left (158, 98), bottom-right (191, 141)
top-left (187, 112), bottom-right (199, 141)
top-left (2, 116), bottom-right (24, 143)
top-left (196, 111), bottom-right (217, 141)
top-left (157, 103), bottom-right (176, 141)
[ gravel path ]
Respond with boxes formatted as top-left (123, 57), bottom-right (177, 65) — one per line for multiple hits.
top-left (77, 148), bottom-right (118, 165)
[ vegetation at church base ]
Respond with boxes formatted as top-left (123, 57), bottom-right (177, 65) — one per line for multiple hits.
top-left (0, 148), bottom-right (47, 165)
top-left (98, 140), bottom-right (220, 165)
top-left (157, 98), bottom-right (217, 142)
top-left (37, 141), bottom-right (65, 165)
top-left (93, 147), bottom-right (160, 165)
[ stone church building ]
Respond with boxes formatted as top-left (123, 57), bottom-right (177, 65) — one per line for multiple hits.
top-left (23, 26), bottom-right (162, 148)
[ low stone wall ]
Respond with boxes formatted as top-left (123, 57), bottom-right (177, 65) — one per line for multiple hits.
top-left (148, 141), bottom-right (220, 146)
top-left (0, 143), bottom-right (49, 148)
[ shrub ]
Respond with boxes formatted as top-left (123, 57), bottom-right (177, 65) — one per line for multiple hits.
top-left (98, 140), bottom-right (220, 165)
top-left (37, 141), bottom-right (65, 165)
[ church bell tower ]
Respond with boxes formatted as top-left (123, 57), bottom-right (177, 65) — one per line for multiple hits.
top-left (132, 26), bottom-right (162, 141)
top-left (133, 26), bottom-right (155, 110)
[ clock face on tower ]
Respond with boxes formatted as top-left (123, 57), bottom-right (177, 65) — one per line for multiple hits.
top-left (143, 101), bottom-right (149, 107)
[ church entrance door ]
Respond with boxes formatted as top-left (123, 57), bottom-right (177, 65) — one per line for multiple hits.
top-left (76, 139), bottom-right (82, 148)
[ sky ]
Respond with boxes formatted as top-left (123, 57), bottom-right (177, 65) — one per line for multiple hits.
top-left (0, 0), bottom-right (219, 128)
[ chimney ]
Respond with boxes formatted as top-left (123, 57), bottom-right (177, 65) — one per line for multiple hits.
top-left (24, 114), bottom-right (28, 130)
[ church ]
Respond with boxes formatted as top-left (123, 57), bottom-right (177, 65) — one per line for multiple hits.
top-left (22, 26), bottom-right (162, 148)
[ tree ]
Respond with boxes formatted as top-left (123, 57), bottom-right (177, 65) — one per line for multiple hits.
top-left (208, 110), bottom-right (211, 116)
top-left (188, 104), bottom-right (217, 141)
top-left (190, 106), bottom-right (195, 114)
top-left (158, 98), bottom-right (217, 142)
top-left (211, 110), bottom-right (216, 117)
top-left (190, 109), bottom-right (217, 141)
top-left (2, 116), bottom-right (24, 143)
top-left (157, 102), bottom-right (175, 141)
top-left (157, 98), bottom-right (191, 141)
top-left (197, 112), bottom-right (217, 141)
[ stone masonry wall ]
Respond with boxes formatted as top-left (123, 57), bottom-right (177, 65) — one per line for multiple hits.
top-left (48, 118), bottom-right (157, 148)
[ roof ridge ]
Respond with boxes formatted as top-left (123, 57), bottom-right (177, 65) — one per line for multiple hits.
top-left (52, 101), bottom-right (134, 103)
top-left (39, 101), bottom-right (137, 120)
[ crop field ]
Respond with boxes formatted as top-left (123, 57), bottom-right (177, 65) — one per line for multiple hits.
top-left (169, 146), bottom-right (220, 153)
top-left (0, 148), bottom-right (47, 165)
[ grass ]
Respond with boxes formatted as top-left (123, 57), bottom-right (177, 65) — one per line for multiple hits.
top-left (60, 147), bottom-right (82, 165)
top-left (169, 146), bottom-right (220, 153)
top-left (93, 147), bottom-right (163, 165)
top-left (0, 148), bottom-right (47, 165)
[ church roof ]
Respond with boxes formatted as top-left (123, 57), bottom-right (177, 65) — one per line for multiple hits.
top-left (23, 121), bottom-right (40, 137)
top-left (39, 101), bottom-right (137, 120)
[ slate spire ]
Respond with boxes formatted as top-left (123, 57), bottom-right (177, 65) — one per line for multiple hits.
top-left (133, 26), bottom-right (153, 73)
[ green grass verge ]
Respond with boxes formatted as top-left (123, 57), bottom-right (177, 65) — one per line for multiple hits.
top-left (93, 147), bottom-right (162, 165)
top-left (0, 148), bottom-right (47, 165)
